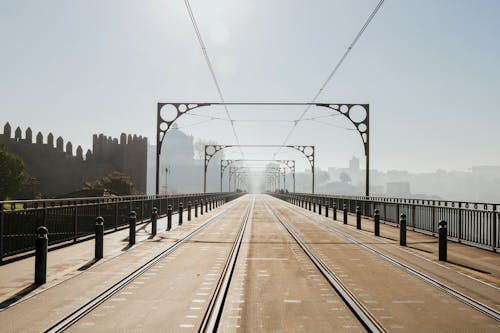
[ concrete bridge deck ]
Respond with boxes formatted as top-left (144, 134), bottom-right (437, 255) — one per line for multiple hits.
top-left (0, 195), bottom-right (499, 332)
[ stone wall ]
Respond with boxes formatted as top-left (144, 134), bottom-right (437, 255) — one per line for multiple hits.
top-left (0, 122), bottom-right (147, 198)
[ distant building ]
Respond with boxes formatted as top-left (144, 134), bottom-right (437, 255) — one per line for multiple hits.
top-left (146, 126), bottom-right (224, 194)
top-left (328, 156), bottom-right (363, 185)
top-left (0, 122), bottom-right (147, 198)
top-left (471, 166), bottom-right (500, 179)
top-left (349, 156), bottom-right (360, 171)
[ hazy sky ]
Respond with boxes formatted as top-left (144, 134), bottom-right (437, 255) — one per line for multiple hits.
top-left (1, 0), bottom-right (499, 173)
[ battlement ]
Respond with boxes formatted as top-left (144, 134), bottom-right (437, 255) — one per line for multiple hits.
top-left (1, 122), bottom-right (148, 197)
top-left (2, 122), bottom-right (87, 159)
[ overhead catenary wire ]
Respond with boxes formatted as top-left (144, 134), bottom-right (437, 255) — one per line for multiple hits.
top-left (183, 0), bottom-right (245, 157)
top-left (310, 119), bottom-right (356, 131)
top-left (188, 111), bottom-right (341, 123)
top-left (274, 0), bottom-right (385, 157)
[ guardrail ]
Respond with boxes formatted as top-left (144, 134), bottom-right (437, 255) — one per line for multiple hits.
top-left (0, 192), bottom-right (243, 262)
top-left (271, 192), bottom-right (499, 252)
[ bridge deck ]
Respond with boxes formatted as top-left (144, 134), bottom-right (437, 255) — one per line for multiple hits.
top-left (0, 195), bottom-right (499, 332)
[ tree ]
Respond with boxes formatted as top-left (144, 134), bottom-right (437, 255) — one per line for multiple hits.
top-left (193, 139), bottom-right (225, 160)
top-left (83, 171), bottom-right (141, 196)
top-left (339, 172), bottom-right (352, 184)
top-left (316, 170), bottom-right (331, 184)
top-left (0, 144), bottom-right (30, 200)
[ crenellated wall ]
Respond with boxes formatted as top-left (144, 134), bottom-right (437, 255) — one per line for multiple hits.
top-left (0, 122), bottom-right (147, 198)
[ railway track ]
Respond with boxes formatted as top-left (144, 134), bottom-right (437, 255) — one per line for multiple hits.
top-left (264, 200), bottom-right (384, 333)
top-left (199, 197), bottom-right (253, 332)
top-left (44, 197), bottom-right (253, 333)
top-left (270, 196), bottom-right (500, 324)
top-left (3, 194), bottom-right (497, 332)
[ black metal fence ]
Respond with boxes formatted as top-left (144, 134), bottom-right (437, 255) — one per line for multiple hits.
top-left (271, 192), bottom-right (499, 252)
top-left (0, 192), bottom-right (242, 261)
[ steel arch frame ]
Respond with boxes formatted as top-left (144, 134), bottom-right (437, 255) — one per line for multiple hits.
top-left (205, 145), bottom-right (313, 193)
top-left (220, 159), bottom-right (296, 192)
top-left (156, 102), bottom-right (369, 195)
top-left (229, 166), bottom-right (283, 192)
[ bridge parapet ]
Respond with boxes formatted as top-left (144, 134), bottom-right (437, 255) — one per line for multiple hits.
top-left (0, 192), bottom-right (243, 262)
top-left (270, 191), bottom-right (499, 252)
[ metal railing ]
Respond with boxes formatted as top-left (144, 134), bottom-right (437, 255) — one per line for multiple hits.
top-left (0, 192), bottom-right (243, 261)
top-left (271, 192), bottom-right (499, 252)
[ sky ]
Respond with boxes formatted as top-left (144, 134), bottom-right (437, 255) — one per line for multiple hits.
top-left (1, 0), bottom-right (499, 173)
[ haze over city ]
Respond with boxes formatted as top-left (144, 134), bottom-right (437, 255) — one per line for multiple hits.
top-left (1, 0), bottom-right (499, 182)
top-left (1, 2), bottom-right (500, 333)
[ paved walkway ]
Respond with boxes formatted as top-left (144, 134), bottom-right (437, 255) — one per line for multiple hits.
top-left (0, 206), bottom-right (215, 306)
top-left (0, 195), bottom-right (498, 332)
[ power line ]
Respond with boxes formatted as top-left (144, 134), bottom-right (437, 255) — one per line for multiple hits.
top-left (183, 0), bottom-right (244, 157)
top-left (188, 111), bottom-right (338, 123)
top-left (176, 118), bottom-right (216, 130)
top-left (274, 0), bottom-right (385, 156)
top-left (309, 119), bottom-right (356, 131)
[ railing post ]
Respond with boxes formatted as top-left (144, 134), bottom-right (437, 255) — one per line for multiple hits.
top-left (35, 226), bottom-right (48, 284)
top-left (200, 200), bottom-right (204, 215)
top-left (400, 213), bottom-right (407, 246)
top-left (493, 205), bottom-right (498, 251)
top-left (439, 220), bottom-right (447, 261)
top-left (374, 209), bottom-right (380, 236)
top-left (114, 201), bottom-right (119, 231)
top-left (0, 204), bottom-right (3, 263)
top-left (343, 204), bottom-right (348, 225)
top-left (356, 206), bottom-right (361, 229)
top-left (396, 203), bottom-right (400, 226)
top-left (410, 204), bottom-right (415, 230)
top-left (325, 202), bottom-right (329, 218)
top-left (333, 203), bottom-right (337, 221)
top-left (188, 201), bottom-right (192, 221)
top-left (151, 207), bottom-right (158, 236)
top-left (195, 200), bottom-right (198, 218)
top-left (318, 200), bottom-right (322, 215)
top-left (95, 217), bottom-right (104, 259)
top-left (167, 205), bottom-right (173, 231)
top-left (179, 202), bottom-right (184, 226)
top-left (313, 199), bottom-right (316, 213)
top-left (129, 211), bottom-right (136, 246)
top-left (308, 200), bottom-right (312, 211)
top-left (432, 204), bottom-right (436, 236)
top-left (73, 206), bottom-right (78, 243)
top-left (458, 202), bottom-right (462, 243)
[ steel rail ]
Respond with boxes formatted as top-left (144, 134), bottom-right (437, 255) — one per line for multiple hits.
top-left (275, 197), bottom-right (500, 322)
top-left (263, 200), bottom-right (385, 333)
top-left (44, 196), bottom-right (247, 333)
top-left (199, 196), bottom-right (254, 332)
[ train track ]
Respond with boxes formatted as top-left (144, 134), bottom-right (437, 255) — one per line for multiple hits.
top-left (263, 200), bottom-right (385, 333)
top-left (271, 196), bottom-right (500, 323)
top-left (199, 197), bottom-right (253, 332)
top-left (44, 196), bottom-right (253, 333)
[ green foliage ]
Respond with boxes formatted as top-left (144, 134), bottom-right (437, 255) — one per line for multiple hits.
top-left (83, 171), bottom-right (141, 196)
top-left (0, 144), bottom-right (30, 200)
